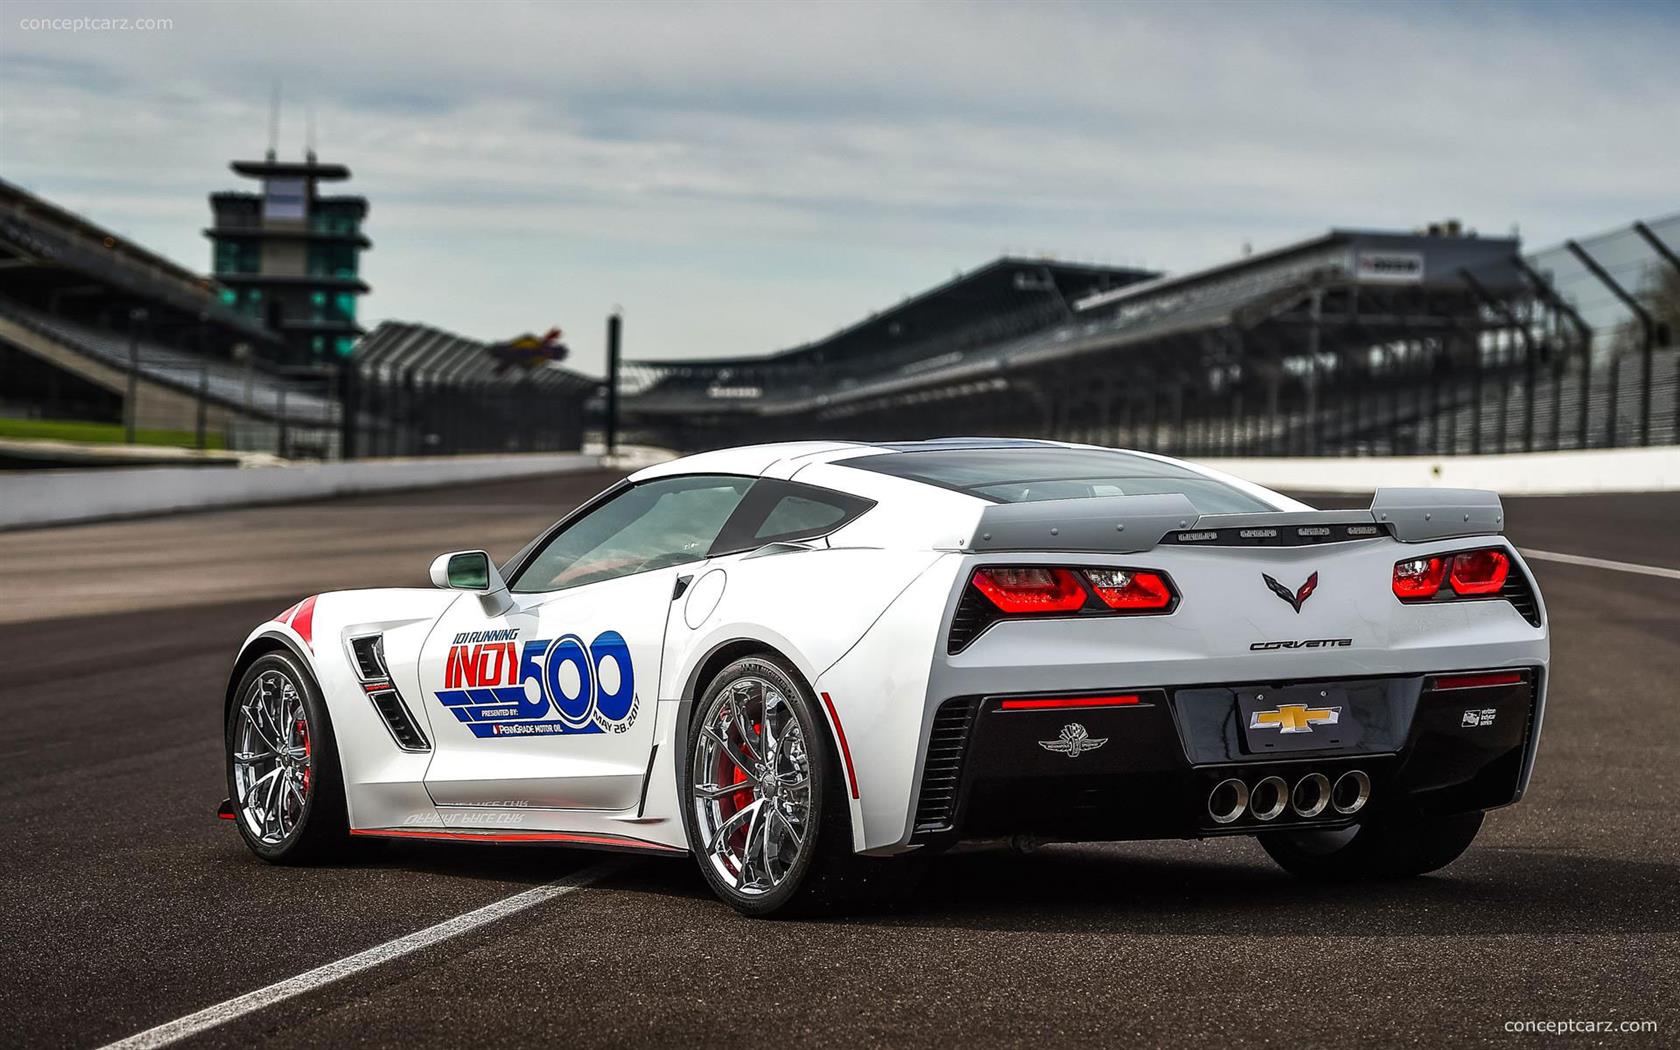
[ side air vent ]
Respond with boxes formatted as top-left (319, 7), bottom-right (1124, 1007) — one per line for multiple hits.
top-left (368, 687), bottom-right (431, 752)
top-left (349, 634), bottom-right (389, 680)
top-left (947, 588), bottom-right (1001, 654)
top-left (1501, 563), bottom-right (1543, 628)
top-left (913, 697), bottom-right (979, 838)
top-left (349, 633), bottom-right (430, 751)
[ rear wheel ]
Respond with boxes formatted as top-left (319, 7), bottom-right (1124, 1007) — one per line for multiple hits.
top-left (1259, 811), bottom-right (1484, 881)
top-left (680, 653), bottom-right (921, 917)
top-left (226, 651), bottom-right (350, 863)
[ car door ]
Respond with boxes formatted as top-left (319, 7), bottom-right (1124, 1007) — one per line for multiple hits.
top-left (417, 474), bottom-right (753, 814)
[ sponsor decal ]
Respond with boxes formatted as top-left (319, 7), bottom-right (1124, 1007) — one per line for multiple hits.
top-left (1354, 250), bottom-right (1425, 284)
top-left (1249, 703), bottom-right (1341, 734)
top-left (1038, 723), bottom-right (1108, 758)
top-left (1461, 707), bottom-right (1498, 728)
top-left (1263, 571), bottom-right (1318, 613)
top-left (1249, 638), bottom-right (1352, 650)
top-left (435, 629), bottom-right (637, 738)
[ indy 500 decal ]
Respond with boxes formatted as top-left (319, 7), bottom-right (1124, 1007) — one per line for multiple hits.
top-left (435, 629), bottom-right (637, 738)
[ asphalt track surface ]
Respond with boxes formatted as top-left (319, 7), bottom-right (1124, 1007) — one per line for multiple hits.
top-left (2, 472), bottom-right (1676, 1048)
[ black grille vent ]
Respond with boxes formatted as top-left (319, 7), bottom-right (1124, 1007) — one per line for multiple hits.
top-left (913, 697), bottom-right (979, 837)
top-left (370, 688), bottom-right (431, 751)
top-left (1501, 564), bottom-right (1542, 627)
top-left (947, 588), bottom-right (1000, 654)
top-left (350, 635), bottom-right (388, 679)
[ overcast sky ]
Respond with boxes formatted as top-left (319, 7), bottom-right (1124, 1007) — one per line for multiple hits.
top-left (3, 0), bottom-right (1677, 373)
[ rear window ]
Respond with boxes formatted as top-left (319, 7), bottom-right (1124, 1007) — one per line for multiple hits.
top-left (842, 447), bottom-right (1277, 514)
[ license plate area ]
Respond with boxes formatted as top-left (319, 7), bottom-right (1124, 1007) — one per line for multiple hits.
top-left (1238, 684), bottom-right (1361, 754)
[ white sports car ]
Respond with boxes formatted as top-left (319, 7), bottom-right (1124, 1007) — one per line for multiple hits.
top-left (220, 439), bottom-right (1549, 916)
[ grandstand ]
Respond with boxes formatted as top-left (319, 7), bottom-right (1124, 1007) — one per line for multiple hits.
top-left (0, 178), bottom-right (599, 462)
top-left (620, 218), bottom-right (1680, 456)
top-left (0, 176), bottom-right (336, 456)
top-left (620, 258), bottom-right (1155, 446)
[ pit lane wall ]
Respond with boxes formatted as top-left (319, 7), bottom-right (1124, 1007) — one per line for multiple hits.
top-left (1192, 446), bottom-right (1680, 495)
top-left (0, 452), bottom-right (605, 530)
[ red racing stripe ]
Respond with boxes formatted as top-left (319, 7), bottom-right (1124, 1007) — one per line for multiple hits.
top-left (348, 828), bottom-right (684, 853)
top-left (290, 595), bottom-right (318, 650)
top-left (819, 692), bottom-right (861, 800)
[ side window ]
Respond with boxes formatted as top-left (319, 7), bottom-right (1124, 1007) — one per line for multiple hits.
top-left (710, 479), bottom-right (875, 554)
top-left (511, 475), bottom-right (752, 593)
top-left (756, 495), bottom-right (849, 540)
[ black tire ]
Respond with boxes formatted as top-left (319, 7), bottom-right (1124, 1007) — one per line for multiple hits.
top-left (1259, 810), bottom-right (1485, 881)
top-left (225, 650), bottom-right (351, 864)
top-left (679, 652), bottom-right (923, 918)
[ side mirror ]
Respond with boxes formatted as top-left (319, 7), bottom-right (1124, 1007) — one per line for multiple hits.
top-left (429, 550), bottom-right (513, 616)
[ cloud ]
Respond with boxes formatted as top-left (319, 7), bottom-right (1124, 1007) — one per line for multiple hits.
top-left (2, 0), bottom-right (1676, 371)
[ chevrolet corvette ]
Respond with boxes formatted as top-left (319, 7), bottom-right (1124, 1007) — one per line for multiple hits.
top-left (220, 439), bottom-right (1548, 915)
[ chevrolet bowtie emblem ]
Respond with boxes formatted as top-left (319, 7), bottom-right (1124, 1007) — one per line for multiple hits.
top-left (1249, 703), bottom-right (1340, 734)
top-left (1039, 722), bottom-right (1108, 758)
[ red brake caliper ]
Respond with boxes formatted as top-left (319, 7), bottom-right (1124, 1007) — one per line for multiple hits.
top-left (714, 720), bottom-right (757, 873)
top-left (295, 719), bottom-right (311, 796)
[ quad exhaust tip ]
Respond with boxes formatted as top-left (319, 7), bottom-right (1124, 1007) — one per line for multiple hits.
top-left (1290, 772), bottom-right (1331, 818)
top-left (1332, 770), bottom-right (1371, 815)
top-left (1205, 769), bottom-right (1371, 824)
top-left (1208, 778), bottom-right (1249, 824)
top-left (1250, 776), bottom-right (1290, 822)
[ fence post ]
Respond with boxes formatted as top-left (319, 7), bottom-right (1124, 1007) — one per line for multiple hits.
top-left (124, 307), bottom-right (146, 443)
top-left (1569, 239), bottom-right (1657, 447)
top-left (339, 362), bottom-right (359, 460)
top-left (197, 363), bottom-right (209, 451)
top-left (605, 312), bottom-right (622, 455)
top-left (277, 387), bottom-right (289, 459)
top-left (194, 316), bottom-right (209, 451)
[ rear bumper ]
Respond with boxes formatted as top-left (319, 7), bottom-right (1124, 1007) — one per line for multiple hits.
top-left (910, 667), bottom-right (1541, 847)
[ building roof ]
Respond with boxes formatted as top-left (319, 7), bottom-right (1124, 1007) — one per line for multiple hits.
top-left (229, 158), bottom-right (351, 181)
top-left (631, 256), bottom-right (1156, 370)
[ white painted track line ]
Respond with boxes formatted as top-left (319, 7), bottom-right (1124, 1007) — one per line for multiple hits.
top-left (1520, 548), bottom-right (1680, 581)
top-left (100, 864), bottom-right (614, 1050)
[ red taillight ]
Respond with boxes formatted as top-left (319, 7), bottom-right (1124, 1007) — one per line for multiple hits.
top-left (1432, 671), bottom-right (1525, 690)
top-left (1084, 569), bottom-right (1175, 610)
top-left (971, 567), bottom-right (1088, 613)
top-left (1392, 556), bottom-right (1447, 599)
top-left (999, 694), bottom-right (1141, 710)
top-left (1449, 549), bottom-right (1510, 595)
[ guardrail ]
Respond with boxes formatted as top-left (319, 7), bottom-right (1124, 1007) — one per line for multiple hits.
top-left (0, 451), bottom-right (603, 530)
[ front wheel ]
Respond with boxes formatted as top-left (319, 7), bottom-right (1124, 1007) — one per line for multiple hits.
top-left (226, 650), bottom-right (350, 863)
top-left (1259, 811), bottom-right (1485, 881)
top-left (680, 653), bottom-right (920, 917)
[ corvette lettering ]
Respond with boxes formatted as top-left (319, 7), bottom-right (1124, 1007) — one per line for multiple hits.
top-left (1249, 638), bottom-right (1353, 650)
top-left (435, 629), bottom-right (638, 738)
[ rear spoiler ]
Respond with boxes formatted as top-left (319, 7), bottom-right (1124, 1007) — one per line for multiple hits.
top-left (966, 487), bottom-right (1503, 553)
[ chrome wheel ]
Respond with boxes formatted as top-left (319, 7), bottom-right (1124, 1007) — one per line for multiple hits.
top-left (233, 667), bottom-right (313, 846)
top-left (690, 675), bottom-right (812, 898)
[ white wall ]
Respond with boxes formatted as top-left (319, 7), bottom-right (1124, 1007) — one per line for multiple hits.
top-left (1192, 446), bottom-right (1680, 495)
top-left (1, 453), bottom-right (602, 530)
